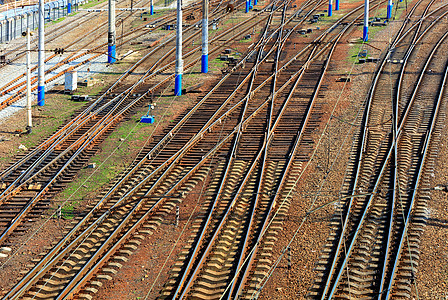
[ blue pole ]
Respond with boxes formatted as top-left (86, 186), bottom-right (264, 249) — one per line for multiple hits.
top-left (328, 0), bottom-right (332, 16)
top-left (38, 0), bottom-right (45, 106)
top-left (201, 0), bottom-right (208, 73)
top-left (108, 45), bottom-right (116, 63)
top-left (175, 74), bottom-right (182, 96)
top-left (67, 1), bottom-right (71, 13)
top-left (363, 0), bottom-right (368, 41)
top-left (108, 0), bottom-right (116, 63)
top-left (37, 86), bottom-right (45, 106)
top-left (201, 55), bottom-right (208, 73)
top-left (335, 0), bottom-right (339, 10)
top-left (245, 0), bottom-right (249, 13)
top-left (175, 0), bottom-right (183, 96)
top-left (254, 0), bottom-right (257, 5)
top-left (387, 1), bottom-right (392, 19)
top-left (363, 26), bottom-right (368, 42)
top-left (150, 0), bottom-right (154, 15)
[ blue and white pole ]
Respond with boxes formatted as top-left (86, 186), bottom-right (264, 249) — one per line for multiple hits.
top-left (201, 0), bottom-right (208, 73)
top-left (67, 0), bottom-right (72, 13)
top-left (254, 0), bottom-right (257, 6)
top-left (328, 0), bottom-right (333, 16)
top-left (108, 0), bottom-right (116, 63)
top-left (245, 0), bottom-right (249, 13)
top-left (387, 0), bottom-right (392, 19)
top-left (37, 0), bottom-right (45, 106)
top-left (175, 0), bottom-right (183, 96)
top-left (26, 28), bottom-right (32, 130)
top-left (150, 0), bottom-right (154, 15)
top-left (335, 0), bottom-right (339, 10)
top-left (363, 0), bottom-right (368, 41)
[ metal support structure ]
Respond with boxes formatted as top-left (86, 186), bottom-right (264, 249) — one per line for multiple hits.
top-left (26, 28), bottom-right (32, 132)
top-left (108, 0), bottom-right (116, 63)
top-left (174, 0), bottom-right (183, 96)
top-left (363, 0), bottom-right (368, 42)
top-left (328, 0), bottom-right (333, 16)
top-left (287, 247), bottom-right (291, 270)
top-left (57, 205), bottom-right (62, 219)
top-left (150, 0), bottom-right (154, 15)
top-left (387, 0), bottom-right (392, 19)
top-left (201, 0), bottom-right (208, 73)
top-left (37, 0), bottom-right (45, 106)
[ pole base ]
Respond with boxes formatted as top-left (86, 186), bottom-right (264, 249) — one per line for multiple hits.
top-left (328, 3), bottom-right (332, 16)
top-left (108, 44), bottom-right (116, 64)
top-left (37, 85), bottom-right (45, 106)
top-left (67, 2), bottom-right (72, 13)
top-left (245, 0), bottom-right (250, 13)
top-left (201, 54), bottom-right (208, 73)
top-left (175, 74), bottom-right (182, 96)
top-left (335, 0), bottom-right (339, 10)
top-left (363, 26), bottom-right (368, 42)
top-left (387, 4), bottom-right (392, 19)
top-left (25, 125), bottom-right (32, 134)
top-left (150, 5), bottom-right (154, 15)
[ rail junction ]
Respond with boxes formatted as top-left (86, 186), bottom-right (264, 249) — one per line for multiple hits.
top-left (0, 0), bottom-right (447, 298)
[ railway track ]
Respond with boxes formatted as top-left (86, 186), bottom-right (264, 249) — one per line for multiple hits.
top-left (0, 0), bottom-right (267, 247)
top-left (0, 0), bottom-right (361, 297)
top-left (0, 0), bottom-right (212, 110)
top-left (308, 0), bottom-right (448, 298)
top-left (3, 0), bottom-right (445, 298)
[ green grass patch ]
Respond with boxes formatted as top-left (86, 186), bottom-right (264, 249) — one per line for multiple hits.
top-left (22, 97), bottom-right (85, 149)
top-left (79, 0), bottom-right (108, 10)
top-left (209, 58), bottom-right (227, 72)
top-left (51, 16), bottom-right (66, 25)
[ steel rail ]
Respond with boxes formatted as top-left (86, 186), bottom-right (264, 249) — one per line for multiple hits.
top-left (0, 1), bottom-right (213, 109)
top-left (172, 0), bottom-right (368, 295)
top-left (172, 5), bottom-right (282, 297)
top-left (113, 0), bottom-right (374, 218)
top-left (12, 24), bottom-right (320, 296)
top-left (55, 126), bottom-right (239, 300)
top-left (4, 22), bottom-right (307, 296)
top-left (226, 5), bottom-right (291, 299)
top-left (379, 1), bottom-right (446, 296)
top-left (0, 2), bottom-right (325, 227)
top-left (0, 0), bottom-right (305, 188)
top-left (384, 30), bottom-right (448, 300)
top-left (3, 0), bottom-right (324, 298)
top-left (323, 5), bottom-right (448, 299)
top-left (0, 0), bottom-right (253, 196)
top-left (0, 0), bottom-right (222, 110)
top-left (233, 6), bottom-right (358, 297)
top-left (319, 0), bottom-right (434, 297)
top-left (92, 0), bottom-right (321, 210)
